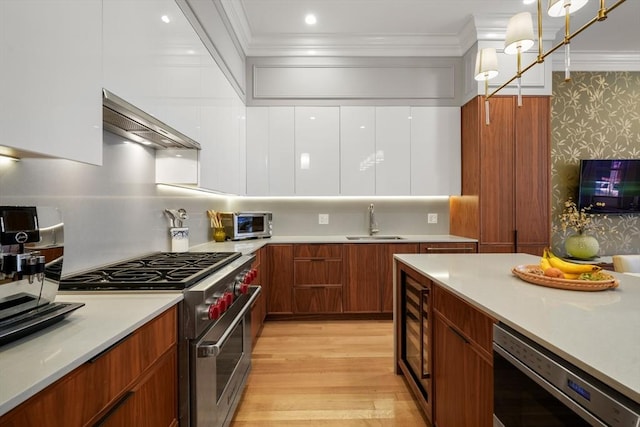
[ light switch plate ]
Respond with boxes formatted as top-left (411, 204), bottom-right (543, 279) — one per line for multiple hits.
top-left (319, 214), bottom-right (329, 225)
top-left (427, 213), bottom-right (438, 224)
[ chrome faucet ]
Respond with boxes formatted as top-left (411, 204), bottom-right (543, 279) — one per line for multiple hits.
top-left (368, 203), bottom-right (379, 235)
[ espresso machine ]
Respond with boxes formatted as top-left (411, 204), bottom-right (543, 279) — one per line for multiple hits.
top-left (0, 206), bottom-right (83, 345)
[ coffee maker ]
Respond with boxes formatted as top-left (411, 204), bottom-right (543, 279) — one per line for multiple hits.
top-left (0, 206), bottom-right (83, 345)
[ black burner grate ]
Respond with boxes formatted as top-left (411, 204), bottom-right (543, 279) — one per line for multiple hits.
top-left (59, 252), bottom-right (242, 291)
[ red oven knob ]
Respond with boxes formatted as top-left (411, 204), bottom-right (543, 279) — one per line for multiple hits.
top-left (224, 291), bottom-right (234, 306)
top-left (239, 283), bottom-right (249, 295)
top-left (218, 298), bottom-right (227, 313)
top-left (208, 303), bottom-right (221, 320)
top-left (250, 268), bottom-right (258, 281)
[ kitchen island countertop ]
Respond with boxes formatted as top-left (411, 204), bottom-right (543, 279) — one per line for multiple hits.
top-left (0, 293), bottom-right (183, 417)
top-left (394, 252), bottom-right (640, 404)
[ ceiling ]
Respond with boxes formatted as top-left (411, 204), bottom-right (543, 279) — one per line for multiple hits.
top-left (219, 0), bottom-right (639, 62)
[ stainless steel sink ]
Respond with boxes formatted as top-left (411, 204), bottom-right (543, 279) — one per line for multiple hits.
top-left (345, 235), bottom-right (405, 240)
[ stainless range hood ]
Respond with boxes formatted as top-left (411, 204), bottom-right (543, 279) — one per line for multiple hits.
top-left (102, 89), bottom-right (201, 150)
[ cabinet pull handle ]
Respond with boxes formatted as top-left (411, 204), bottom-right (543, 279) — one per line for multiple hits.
top-left (419, 288), bottom-right (431, 379)
top-left (92, 391), bottom-right (134, 426)
top-left (425, 247), bottom-right (474, 253)
top-left (448, 325), bottom-right (470, 344)
top-left (88, 333), bottom-right (133, 363)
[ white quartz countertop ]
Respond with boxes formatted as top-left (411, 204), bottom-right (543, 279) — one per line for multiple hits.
top-left (191, 234), bottom-right (476, 255)
top-left (0, 293), bottom-right (183, 417)
top-left (394, 253), bottom-right (640, 404)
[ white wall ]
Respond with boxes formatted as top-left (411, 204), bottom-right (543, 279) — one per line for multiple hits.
top-left (0, 131), bottom-right (451, 275)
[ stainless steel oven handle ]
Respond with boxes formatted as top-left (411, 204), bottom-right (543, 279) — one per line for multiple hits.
top-left (197, 286), bottom-right (261, 358)
top-left (493, 343), bottom-right (607, 427)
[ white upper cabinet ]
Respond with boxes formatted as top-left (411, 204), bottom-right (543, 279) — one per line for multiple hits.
top-left (246, 107), bottom-right (295, 196)
top-left (375, 107), bottom-right (412, 196)
top-left (295, 107), bottom-right (340, 196)
top-left (246, 107), bottom-right (269, 196)
top-left (103, 0), bottom-right (203, 142)
top-left (0, 0), bottom-right (102, 165)
top-left (268, 107), bottom-right (295, 196)
top-left (340, 107), bottom-right (376, 196)
top-left (410, 107), bottom-right (461, 196)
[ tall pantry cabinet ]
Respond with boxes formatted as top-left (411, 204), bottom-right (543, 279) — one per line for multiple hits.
top-left (450, 96), bottom-right (550, 255)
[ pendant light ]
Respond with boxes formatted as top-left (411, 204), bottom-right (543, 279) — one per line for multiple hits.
top-left (504, 12), bottom-right (535, 107)
top-left (548, 0), bottom-right (590, 81)
top-left (474, 48), bottom-right (499, 125)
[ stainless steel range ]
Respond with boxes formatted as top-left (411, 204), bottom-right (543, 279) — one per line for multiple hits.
top-left (59, 250), bottom-right (261, 427)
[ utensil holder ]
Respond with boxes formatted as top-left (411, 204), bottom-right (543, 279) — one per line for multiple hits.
top-left (213, 227), bottom-right (226, 242)
top-left (170, 227), bottom-right (189, 252)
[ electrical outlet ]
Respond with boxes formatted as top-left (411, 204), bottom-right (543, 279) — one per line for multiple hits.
top-left (318, 214), bottom-right (329, 225)
top-left (427, 213), bottom-right (438, 224)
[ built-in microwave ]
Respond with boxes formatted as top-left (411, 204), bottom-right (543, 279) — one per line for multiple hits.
top-left (220, 212), bottom-right (272, 241)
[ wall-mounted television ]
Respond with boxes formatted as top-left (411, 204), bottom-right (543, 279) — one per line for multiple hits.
top-left (578, 159), bottom-right (640, 214)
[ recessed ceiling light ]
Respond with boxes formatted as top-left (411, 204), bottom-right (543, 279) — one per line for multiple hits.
top-left (305, 14), bottom-right (317, 25)
top-left (161, 15), bottom-right (170, 23)
top-left (522, 0), bottom-right (535, 4)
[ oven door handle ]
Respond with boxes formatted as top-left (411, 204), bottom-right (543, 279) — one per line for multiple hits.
top-left (493, 343), bottom-right (608, 427)
top-left (197, 287), bottom-right (261, 358)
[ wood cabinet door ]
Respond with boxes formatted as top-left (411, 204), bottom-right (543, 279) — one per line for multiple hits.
top-left (344, 244), bottom-right (381, 312)
top-left (98, 348), bottom-right (178, 427)
top-left (266, 245), bottom-right (294, 314)
top-left (380, 243), bottom-right (419, 313)
top-left (434, 314), bottom-right (493, 427)
top-left (514, 96), bottom-right (551, 256)
top-left (479, 96), bottom-right (516, 249)
top-left (293, 287), bottom-right (343, 313)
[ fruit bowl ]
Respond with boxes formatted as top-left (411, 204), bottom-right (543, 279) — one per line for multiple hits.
top-left (512, 265), bottom-right (619, 292)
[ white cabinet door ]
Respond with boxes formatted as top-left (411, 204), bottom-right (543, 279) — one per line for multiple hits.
top-left (269, 107), bottom-right (295, 196)
top-left (295, 107), bottom-right (340, 196)
top-left (0, 0), bottom-right (102, 165)
top-left (375, 107), bottom-right (411, 195)
top-left (245, 107), bottom-right (295, 196)
top-left (340, 107), bottom-right (376, 196)
top-left (410, 107), bottom-right (461, 195)
top-left (103, 0), bottom-right (203, 142)
top-left (246, 107), bottom-right (269, 196)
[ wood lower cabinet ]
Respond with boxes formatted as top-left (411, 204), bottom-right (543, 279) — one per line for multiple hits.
top-left (0, 307), bottom-right (178, 427)
top-left (451, 95), bottom-right (550, 256)
top-left (344, 243), bottom-right (419, 313)
top-left (433, 285), bottom-right (494, 427)
top-left (293, 244), bottom-right (343, 313)
top-left (265, 244), bottom-right (294, 314)
top-left (250, 247), bottom-right (266, 347)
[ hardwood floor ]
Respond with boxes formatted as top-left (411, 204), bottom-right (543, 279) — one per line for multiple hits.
top-left (230, 320), bottom-right (429, 427)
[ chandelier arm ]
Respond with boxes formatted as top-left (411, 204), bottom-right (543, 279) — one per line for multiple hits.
top-left (487, 0), bottom-right (626, 100)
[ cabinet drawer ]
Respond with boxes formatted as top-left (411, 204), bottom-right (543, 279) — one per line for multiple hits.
top-left (293, 287), bottom-right (342, 313)
top-left (0, 307), bottom-right (177, 427)
top-left (294, 259), bottom-right (343, 286)
top-left (294, 244), bottom-right (343, 259)
top-left (419, 242), bottom-right (477, 254)
top-left (433, 286), bottom-right (493, 354)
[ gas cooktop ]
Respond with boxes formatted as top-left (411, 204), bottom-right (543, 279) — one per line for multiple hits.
top-left (59, 252), bottom-right (242, 291)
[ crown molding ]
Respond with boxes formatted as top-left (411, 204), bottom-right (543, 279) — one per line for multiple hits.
top-left (551, 50), bottom-right (640, 72)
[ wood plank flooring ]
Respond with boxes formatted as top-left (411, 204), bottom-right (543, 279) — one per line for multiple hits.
top-left (230, 320), bottom-right (429, 427)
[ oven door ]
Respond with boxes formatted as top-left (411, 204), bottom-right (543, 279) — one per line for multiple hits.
top-left (493, 346), bottom-right (598, 427)
top-left (191, 287), bottom-right (261, 427)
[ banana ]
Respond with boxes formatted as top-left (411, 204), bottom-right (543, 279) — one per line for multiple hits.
top-left (546, 248), bottom-right (601, 274)
top-left (540, 256), bottom-right (552, 271)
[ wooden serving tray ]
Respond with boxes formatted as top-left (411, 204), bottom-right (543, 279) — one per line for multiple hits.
top-left (512, 265), bottom-right (619, 292)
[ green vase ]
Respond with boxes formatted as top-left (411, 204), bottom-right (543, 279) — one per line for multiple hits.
top-left (564, 233), bottom-right (599, 260)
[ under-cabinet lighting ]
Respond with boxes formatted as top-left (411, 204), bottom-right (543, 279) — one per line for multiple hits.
top-left (0, 154), bottom-right (20, 163)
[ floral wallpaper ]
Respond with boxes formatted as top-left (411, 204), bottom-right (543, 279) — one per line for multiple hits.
top-left (551, 71), bottom-right (640, 255)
